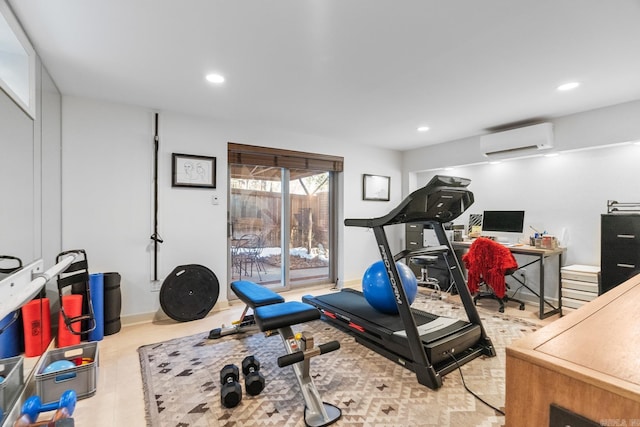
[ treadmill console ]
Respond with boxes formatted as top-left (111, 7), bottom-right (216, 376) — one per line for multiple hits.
top-left (407, 175), bottom-right (474, 224)
top-left (346, 175), bottom-right (475, 228)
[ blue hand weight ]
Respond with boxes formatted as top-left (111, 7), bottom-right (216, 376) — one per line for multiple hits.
top-left (21, 389), bottom-right (77, 423)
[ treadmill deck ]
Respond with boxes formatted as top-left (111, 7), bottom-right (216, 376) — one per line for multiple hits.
top-left (303, 289), bottom-right (483, 366)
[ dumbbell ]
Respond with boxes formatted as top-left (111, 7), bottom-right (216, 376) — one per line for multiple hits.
top-left (18, 389), bottom-right (77, 424)
top-left (241, 355), bottom-right (265, 396)
top-left (220, 364), bottom-right (242, 408)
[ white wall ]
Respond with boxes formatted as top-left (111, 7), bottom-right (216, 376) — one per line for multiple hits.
top-left (61, 96), bottom-right (403, 319)
top-left (403, 100), bottom-right (640, 303)
top-left (403, 100), bottom-right (640, 174)
top-left (404, 101), bottom-right (640, 266)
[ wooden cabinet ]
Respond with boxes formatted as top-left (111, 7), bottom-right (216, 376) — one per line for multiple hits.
top-left (601, 214), bottom-right (640, 294)
top-left (505, 274), bottom-right (640, 426)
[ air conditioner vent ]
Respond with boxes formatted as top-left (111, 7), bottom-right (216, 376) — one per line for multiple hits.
top-left (480, 122), bottom-right (554, 157)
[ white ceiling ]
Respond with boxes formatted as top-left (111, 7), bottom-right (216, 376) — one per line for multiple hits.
top-left (8, 0), bottom-right (640, 151)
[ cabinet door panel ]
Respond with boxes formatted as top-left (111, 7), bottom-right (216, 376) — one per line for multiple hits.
top-left (601, 214), bottom-right (640, 294)
top-left (406, 223), bottom-right (423, 233)
top-left (406, 231), bottom-right (423, 249)
top-left (601, 265), bottom-right (639, 294)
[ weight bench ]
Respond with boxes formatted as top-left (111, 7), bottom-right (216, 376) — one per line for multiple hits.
top-left (208, 280), bottom-right (285, 339)
top-left (222, 280), bottom-right (342, 426)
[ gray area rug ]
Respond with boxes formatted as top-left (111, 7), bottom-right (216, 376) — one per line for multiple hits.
top-left (138, 294), bottom-right (538, 426)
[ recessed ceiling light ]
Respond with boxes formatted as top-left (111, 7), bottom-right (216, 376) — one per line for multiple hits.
top-left (557, 82), bottom-right (580, 91)
top-left (544, 153), bottom-right (559, 157)
top-left (417, 126), bottom-right (430, 132)
top-left (206, 73), bottom-right (225, 84)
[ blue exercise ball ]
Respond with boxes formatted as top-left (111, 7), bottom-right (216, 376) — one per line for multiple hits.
top-left (43, 359), bottom-right (75, 374)
top-left (362, 260), bottom-right (418, 314)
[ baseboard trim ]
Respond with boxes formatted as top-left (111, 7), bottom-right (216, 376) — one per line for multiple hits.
top-left (121, 299), bottom-right (231, 327)
top-left (120, 282), bottom-right (344, 327)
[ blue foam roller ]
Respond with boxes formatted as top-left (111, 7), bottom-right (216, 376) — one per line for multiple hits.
top-left (0, 312), bottom-right (20, 358)
top-left (88, 273), bottom-right (104, 341)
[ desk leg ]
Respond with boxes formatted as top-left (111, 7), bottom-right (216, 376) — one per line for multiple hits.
top-left (539, 253), bottom-right (545, 318)
top-left (558, 252), bottom-right (563, 317)
top-left (538, 252), bottom-right (562, 320)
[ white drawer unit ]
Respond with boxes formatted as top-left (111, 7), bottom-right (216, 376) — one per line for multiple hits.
top-left (561, 278), bottom-right (599, 293)
top-left (560, 265), bottom-right (600, 283)
top-left (561, 287), bottom-right (598, 302)
top-left (562, 297), bottom-right (588, 310)
top-left (560, 264), bottom-right (600, 315)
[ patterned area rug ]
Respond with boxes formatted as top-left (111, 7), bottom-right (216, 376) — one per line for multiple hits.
top-left (138, 294), bottom-right (538, 427)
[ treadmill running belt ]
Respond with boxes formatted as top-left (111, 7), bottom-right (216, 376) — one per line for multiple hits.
top-left (312, 288), bottom-right (438, 332)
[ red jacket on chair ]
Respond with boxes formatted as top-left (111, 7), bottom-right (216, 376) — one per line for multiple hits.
top-left (462, 237), bottom-right (518, 298)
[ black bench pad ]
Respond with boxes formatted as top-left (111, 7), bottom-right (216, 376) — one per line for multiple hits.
top-left (231, 280), bottom-right (284, 308)
top-left (254, 301), bottom-right (320, 331)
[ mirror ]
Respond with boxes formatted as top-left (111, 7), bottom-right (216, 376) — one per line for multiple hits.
top-left (0, 3), bottom-right (62, 424)
top-left (0, 68), bottom-right (35, 261)
top-left (0, 1), bottom-right (35, 118)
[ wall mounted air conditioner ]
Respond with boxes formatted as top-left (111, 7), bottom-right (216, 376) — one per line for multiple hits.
top-left (480, 122), bottom-right (554, 158)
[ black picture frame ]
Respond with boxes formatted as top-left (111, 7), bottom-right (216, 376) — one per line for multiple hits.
top-left (362, 174), bottom-right (390, 201)
top-left (172, 153), bottom-right (216, 188)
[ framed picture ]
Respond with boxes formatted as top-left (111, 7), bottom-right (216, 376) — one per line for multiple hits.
top-left (172, 153), bottom-right (216, 188)
top-left (363, 174), bottom-right (390, 201)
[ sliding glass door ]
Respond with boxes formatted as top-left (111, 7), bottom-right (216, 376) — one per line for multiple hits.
top-left (229, 163), bottom-right (334, 292)
top-left (288, 169), bottom-right (331, 286)
top-left (229, 165), bottom-right (285, 288)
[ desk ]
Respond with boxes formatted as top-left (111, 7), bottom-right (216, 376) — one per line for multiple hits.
top-left (452, 241), bottom-right (565, 319)
top-left (505, 274), bottom-right (640, 426)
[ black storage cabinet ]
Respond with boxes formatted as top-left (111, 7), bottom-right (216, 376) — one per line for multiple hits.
top-left (600, 214), bottom-right (640, 294)
top-left (405, 223), bottom-right (451, 289)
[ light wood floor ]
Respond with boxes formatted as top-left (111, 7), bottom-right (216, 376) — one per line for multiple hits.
top-left (33, 284), bottom-right (558, 426)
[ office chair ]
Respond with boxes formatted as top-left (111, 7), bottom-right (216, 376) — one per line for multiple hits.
top-left (462, 237), bottom-right (526, 313)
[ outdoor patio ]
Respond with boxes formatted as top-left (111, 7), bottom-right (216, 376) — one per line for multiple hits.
top-left (230, 246), bottom-right (330, 286)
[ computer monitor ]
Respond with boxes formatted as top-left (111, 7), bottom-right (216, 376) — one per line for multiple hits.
top-left (481, 210), bottom-right (525, 242)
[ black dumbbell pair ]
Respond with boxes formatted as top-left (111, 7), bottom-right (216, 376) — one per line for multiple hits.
top-left (220, 355), bottom-right (266, 408)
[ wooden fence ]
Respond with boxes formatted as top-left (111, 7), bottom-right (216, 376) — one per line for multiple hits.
top-left (230, 189), bottom-right (329, 250)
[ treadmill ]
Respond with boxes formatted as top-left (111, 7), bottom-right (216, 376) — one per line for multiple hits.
top-left (303, 175), bottom-right (496, 390)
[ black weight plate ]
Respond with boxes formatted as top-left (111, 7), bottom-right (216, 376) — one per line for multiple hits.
top-left (160, 264), bottom-right (219, 322)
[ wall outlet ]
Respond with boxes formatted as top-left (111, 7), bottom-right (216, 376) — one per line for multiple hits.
top-left (518, 269), bottom-right (527, 284)
top-left (151, 280), bottom-right (161, 292)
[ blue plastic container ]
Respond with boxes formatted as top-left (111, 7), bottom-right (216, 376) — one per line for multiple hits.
top-left (88, 273), bottom-right (104, 341)
top-left (0, 312), bottom-right (20, 358)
